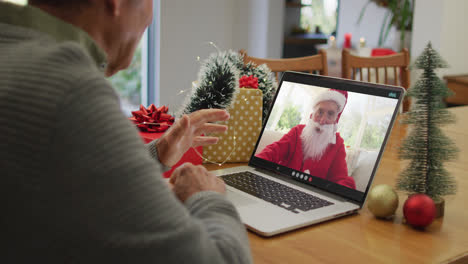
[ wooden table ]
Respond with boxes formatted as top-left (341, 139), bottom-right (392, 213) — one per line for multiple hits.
top-left (206, 106), bottom-right (468, 264)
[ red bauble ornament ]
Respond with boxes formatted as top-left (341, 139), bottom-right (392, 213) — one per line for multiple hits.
top-left (403, 194), bottom-right (436, 228)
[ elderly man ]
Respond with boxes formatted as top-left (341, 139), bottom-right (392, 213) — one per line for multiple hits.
top-left (0, 0), bottom-right (252, 263)
top-left (256, 89), bottom-right (356, 189)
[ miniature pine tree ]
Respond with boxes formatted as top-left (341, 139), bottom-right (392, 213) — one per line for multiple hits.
top-left (396, 42), bottom-right (458, 201)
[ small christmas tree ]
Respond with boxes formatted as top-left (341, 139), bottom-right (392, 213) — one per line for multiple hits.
top-left (397, 42), bottom-right (458, 201)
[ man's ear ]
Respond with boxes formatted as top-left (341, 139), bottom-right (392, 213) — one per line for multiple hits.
top-left (105, 0), bottom-right (122, 17)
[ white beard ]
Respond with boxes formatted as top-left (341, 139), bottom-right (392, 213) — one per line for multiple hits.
top-left (301, 119), bottom-right (336, 160)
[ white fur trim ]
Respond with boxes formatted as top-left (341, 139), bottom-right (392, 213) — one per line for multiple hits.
top-left (314, 90), bottom-right (346, 113)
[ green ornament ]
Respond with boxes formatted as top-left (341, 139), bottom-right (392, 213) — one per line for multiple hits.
top-left (367, 184), bottom-right (399, 219)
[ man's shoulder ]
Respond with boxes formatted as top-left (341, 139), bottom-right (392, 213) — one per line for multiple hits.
top-left (30, 40), bottom-right (102, 81)
top-left (1, 29), bottom-right (115, 108)
top-left (1, 24), bottom-right (103, 84)
top-left (293, 124), bottom-right (305, 133)
top-left (335, 132), bottom-right (345, 145)
top-left (281, 124), bottom-right (305, 139)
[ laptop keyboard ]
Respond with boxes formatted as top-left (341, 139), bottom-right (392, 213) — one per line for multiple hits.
top-left (221, 171), bottom-right (334, 214)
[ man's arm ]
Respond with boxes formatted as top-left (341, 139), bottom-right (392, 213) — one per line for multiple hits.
top-left (50, 73), bottom-right (252, 263)
top-left (146, 140), bottom-right (171, 171)
top-left (256, 127), bottom-right (299, 163)
top-left (327, 139), bottom-right (356, 189)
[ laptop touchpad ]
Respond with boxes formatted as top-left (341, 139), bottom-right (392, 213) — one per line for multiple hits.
top-left (226, 189), bottom-right (258, 207)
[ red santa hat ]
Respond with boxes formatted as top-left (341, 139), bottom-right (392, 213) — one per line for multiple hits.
top-left (313, 89), bottom-right (348, 123)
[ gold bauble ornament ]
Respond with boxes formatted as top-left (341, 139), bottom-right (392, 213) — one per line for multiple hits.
top-left (367, 184), bottom-right (399, 219)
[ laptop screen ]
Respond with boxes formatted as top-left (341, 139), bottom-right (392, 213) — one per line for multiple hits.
top-left (250, 72), bottom-right (404, 204)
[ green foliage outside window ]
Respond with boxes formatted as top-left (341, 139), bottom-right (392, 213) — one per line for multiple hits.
top-left (300, 0), bottom-right (338, 35)
top-left (5, 0), bottom-right (27, 5)
top-left (109, 45), bottom-right (142, 111)
top-left (339, 111), bottom-right (389, 150)
top-left (277, 105), bottom-right (302, 131)
top-left (360, 115), bottom-right (391, 149)
top-left (339, 112), bottom-right (361, 147)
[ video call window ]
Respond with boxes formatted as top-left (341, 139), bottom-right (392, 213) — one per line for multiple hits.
top-left (255, 81), bottom-right (398, 192)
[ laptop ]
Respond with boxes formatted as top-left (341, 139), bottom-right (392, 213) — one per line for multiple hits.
top-left (212, 71), bottom-right (404, 236)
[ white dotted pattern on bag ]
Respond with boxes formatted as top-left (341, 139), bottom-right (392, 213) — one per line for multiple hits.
top-left (203, 88), bottom-right (263, 163)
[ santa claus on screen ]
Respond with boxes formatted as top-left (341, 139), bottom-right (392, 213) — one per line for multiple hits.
top-left (256, 89), bottom-right (356, 189)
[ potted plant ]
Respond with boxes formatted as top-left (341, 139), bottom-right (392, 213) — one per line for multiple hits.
top-left (358, 0), bottom-right (414, 50)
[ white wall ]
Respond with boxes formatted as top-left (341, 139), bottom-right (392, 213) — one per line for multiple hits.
top-left (409, 0), bottom-right (444, 84)
top-left (232, 0), bottom-right (284, 58)
top-left (159, 0), bottom-right (236, 112)
top-left (245, 0), bottom-right (270, 57)
top-left (440, 0), bottom-right (468, 75)
top-left (410, 0), bottom-right (468, 82)
top-left (410, 0), bottom-right (443, 61)
top-left (267, 1), bottom-right (285, 58)
top-left (159, 0), bottom-right (284, 113)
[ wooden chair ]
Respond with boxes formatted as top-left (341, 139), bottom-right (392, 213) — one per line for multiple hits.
top-left (239, 49), bottom-right (328, 81)
top-left (341, 48), bottom-right (410, 111)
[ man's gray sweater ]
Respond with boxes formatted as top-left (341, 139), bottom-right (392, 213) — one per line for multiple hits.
top-left (0, 2), bottom-right (252, 263)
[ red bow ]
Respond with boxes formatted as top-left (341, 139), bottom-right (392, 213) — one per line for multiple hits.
top-left (130, 104), bottom-right (174, 132)
top-left (239, 75), bottom-right (259, 89)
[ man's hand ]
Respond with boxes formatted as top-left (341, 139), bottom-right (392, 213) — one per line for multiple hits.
top-left (170, 163), bottom-right (226, 202)
top-left (156, 109), bottom-right (229, 167)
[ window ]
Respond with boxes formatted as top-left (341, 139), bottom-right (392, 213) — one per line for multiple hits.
top-left (300, 0), bottom-right (339, 35)
top-left (109, 0), bottom-right (160, 116)
top-left (4, 0), bottom-right (27, 5)
top-left (109, 41), bottom-right (145, 116)
top-left (338, 95), bottom-right (395, 151)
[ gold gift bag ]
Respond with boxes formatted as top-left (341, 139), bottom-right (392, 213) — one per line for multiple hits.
top-left (204, 88), bottom-right (263, 163)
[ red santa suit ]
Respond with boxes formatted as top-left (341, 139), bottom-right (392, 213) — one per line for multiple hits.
top-left (256, 124), bottom-right (356, 189)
